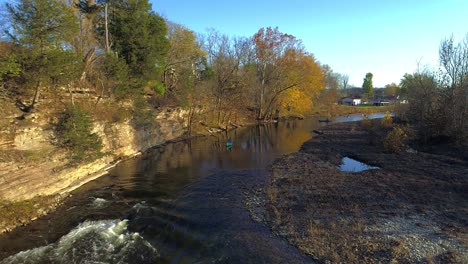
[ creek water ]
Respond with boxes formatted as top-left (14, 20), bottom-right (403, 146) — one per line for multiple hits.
top-left (0, 114), bottom-right (385, 263)
top-left (338, 157), bottom-right (380, 172)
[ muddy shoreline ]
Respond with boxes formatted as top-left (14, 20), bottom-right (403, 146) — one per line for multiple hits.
top-left (256, 120), bottom-right (468, 263)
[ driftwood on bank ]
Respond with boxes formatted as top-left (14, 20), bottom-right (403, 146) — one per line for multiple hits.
top-left (199, 121), bottom-right (242, 135)
top-left (312, 130), bottom-right (324, 135)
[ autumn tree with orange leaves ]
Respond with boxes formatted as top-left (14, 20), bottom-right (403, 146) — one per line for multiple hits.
top-left (252, 27), bottom-right (324, 120)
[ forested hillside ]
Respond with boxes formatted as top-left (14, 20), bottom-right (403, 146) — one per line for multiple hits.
top-left (0, 0), bottom-right (329, 130)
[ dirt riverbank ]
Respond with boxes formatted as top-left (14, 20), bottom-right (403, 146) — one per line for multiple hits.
top-left (249, 120), bottom-right (467, 263)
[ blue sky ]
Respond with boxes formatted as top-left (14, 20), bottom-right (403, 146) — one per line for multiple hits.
top-left (151, 0), bottom-right (468, 87)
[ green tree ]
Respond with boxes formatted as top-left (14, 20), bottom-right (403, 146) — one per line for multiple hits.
top-left (95, 53), bottom-right (129, 99)
top-left (105, 0), bottom-right (169, 86)
top-left (362, 72), bottom-right (374, 98)
top-left (6, 0), bottom-right (79, 110)
top-left (0, 51), bottom-right (21, 95)
top-left (0, 52), bottom-right (20, 83)
top-left (56, 105), bottom-right (103, 162)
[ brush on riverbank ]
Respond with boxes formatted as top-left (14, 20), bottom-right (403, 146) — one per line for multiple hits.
top-left (248, 119), bottom-right (468, 263)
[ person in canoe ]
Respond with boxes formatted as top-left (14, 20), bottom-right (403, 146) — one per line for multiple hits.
top-left (226, 138), bottom-right (233, 151)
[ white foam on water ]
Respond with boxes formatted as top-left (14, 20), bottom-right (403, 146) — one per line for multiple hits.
top-left (91, 198), bottom-right (109, 209)
top-left (1, 220), bottom-right (159, 264)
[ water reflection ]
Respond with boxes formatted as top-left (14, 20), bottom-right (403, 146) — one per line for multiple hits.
top-left (123, 118), bottom-right (319, 182)
top-left (334, 112), bottom-right (391, 122)
top-left (338, 157), bottom-right (380, 172)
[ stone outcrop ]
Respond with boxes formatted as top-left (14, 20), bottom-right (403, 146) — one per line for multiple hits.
top-left (0, 108), bottom-right (188, 202)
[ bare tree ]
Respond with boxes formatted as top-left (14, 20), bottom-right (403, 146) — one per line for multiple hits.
top-left (439, 34), bottom-right (468, 142)
top-left (401, 71), bottom-right (442, 143)
top-left (341, 74), bottom-right (349, 92)
top-left (202, 30), bottom-right (250, 127)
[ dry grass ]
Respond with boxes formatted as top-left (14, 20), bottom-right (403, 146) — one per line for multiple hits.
top-left (262, 121), bottom-right (468, 263)
top-left (265, 154), bottom-right (409, 262)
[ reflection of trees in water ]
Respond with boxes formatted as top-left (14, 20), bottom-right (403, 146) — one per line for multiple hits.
top-left (245, 120), bottom-right (314, 155)
top-left (248, 124), bottom-right (275, 154)
top-left (123, 118), bottom-right (320, 190)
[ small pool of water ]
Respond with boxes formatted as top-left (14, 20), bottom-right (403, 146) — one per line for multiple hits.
top-left (334, 113), bottom-right (393, 123)
top-left (338, 157), bottom-right (380, 172)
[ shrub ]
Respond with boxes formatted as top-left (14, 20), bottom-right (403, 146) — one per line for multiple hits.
top-left (381, 111), bottom-right (393, 128)
top-left (153, 82), bottom-right (165, 96)
top-left (132, 95), bottom-right (154, 127)
top-left (93, 102), bottom-right (131, 123)
top-left (361, 117), bottom-right (380, 144)
top-left (56, 105), bottom-right (103, 162)
top-left (361, 116), bottom-right (371, 130)
top-left (384, 127), bottom-right (407, 153)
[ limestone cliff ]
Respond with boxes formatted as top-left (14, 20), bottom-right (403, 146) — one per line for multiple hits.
top-left (0, 108), bottom-right (188, 202)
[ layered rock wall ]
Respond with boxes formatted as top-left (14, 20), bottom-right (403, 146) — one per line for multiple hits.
top-left (0, 108), bottom-right (188, 201)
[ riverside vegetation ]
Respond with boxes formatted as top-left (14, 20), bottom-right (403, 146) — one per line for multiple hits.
top-left (1, 0), bottom-right (466, 262)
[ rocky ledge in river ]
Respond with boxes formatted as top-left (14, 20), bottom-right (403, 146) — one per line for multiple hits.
top-left (246, 120), bottom-right (468, 263)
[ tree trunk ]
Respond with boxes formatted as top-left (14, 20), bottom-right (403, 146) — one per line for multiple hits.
top-left (216, 97), bottom-right (221, 125)
top-left (95, 79), bottom-right (105, 107)
top-left (67, 84), bottom-right (75, 106)
top-left (105, 3), bottom-right (110, 53)
top-left (29, 81), bottom-right (41, 111)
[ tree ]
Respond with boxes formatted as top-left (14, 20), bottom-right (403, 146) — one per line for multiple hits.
top-left (384, 82), bottom-right (400, 96)
top-left (94, 53), bottom-right (129, 99)
top-left (203, 30), bottom-right (250, 125)
top-left (400, 72), bottom-right (442, 142)
top-left (253, 27), bottom-right (324, 120)
top-left (72, 0), bottom-right (101, 87)
top-left (277, 53), bottom-right (324, 117)
top-left (362, 72), bottom-right (374, 98)
top-left (164, 21), bottom-right (206, 102)
top-left (0, 43), bottom-right (21, 96)
top-left (400, 34), bottom-right (468, 144)
top-left (319, 64), bottom-right (341, 115)
top-left (106, 0), bottom-right (169, 84)
top-left (438, 35), bottom-right (468, 142)
top-left (322, 64), bottom-right (339, 90)
top-left (341, 74), bottom-right (349, 91)
top-left (56, 104), bottom-right (103, 162)
top-left (6, 0), bottom-right (79, 110)
top-left (0, 43), bottom-right (20, 82)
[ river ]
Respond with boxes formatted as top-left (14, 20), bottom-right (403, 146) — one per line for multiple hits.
top-left (0, 114), bottom-right (384, 263)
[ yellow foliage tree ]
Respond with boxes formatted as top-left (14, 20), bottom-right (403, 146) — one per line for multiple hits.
top-left (276, 52), bottom-right (324, 117)
top-left (253, 27), bottom-right (325, 119)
